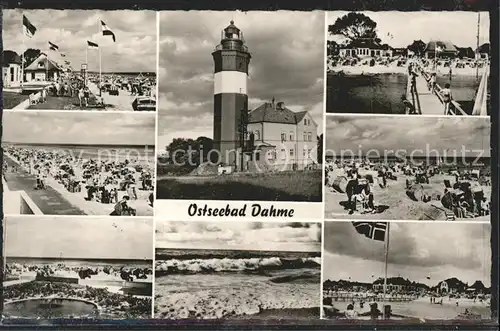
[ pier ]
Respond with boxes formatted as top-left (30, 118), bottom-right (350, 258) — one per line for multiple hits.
top-left (406, 65), bottom-right (488, 116)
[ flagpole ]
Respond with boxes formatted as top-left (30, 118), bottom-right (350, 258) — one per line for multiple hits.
top-left (86, 45), bottom-right (88, 87)
top-left (21, 16), bottom-right (25, 89)
top-left (46, 46), bottom-right (49, 81)
top-left (382, 222), bottom-right (390, 319)
top-left (98, 18), bottom-right (102, 97)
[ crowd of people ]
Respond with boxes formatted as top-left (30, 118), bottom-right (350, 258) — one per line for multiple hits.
top-left (325, 158), bottom-right (491, 218)
top-left (4, 145), bottom-right (154, 216)
top-left (6, 262), bottom-right (152, 282)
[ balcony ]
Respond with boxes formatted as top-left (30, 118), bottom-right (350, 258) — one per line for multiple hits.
top-left (214, 43), bottom-right (248, 53)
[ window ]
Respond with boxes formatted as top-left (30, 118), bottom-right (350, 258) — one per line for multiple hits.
top-left (304, 119), bottom-right (308, 126)
top-left (281, 132), bottom-right (287, 141)
top-left (255, 130), bottom-right (260, 141)
top-left (303, 133), bottom-right (307, 141)
top-left (255, 152), bottom-right (260, 161)
top-left (308, 133), bottom-right (312, 142)
top-left (267, 150), bottom-right (276, 160)
top-left (290, 149), bottom-right (294, 157)
top-left (289, 131), bottom-right (294, 141)
top-left (281, 149), bottom-right (286, 160)
top-left (10, 67), bottom-right (14, 82)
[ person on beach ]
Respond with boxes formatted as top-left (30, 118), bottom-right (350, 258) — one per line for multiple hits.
top-left (78, 87), bottom-right (84, 108)
top-left (84, 87), bottom-right (90, 107)
top-left (429, 73), bottom-right (437, 94)
top-left (441, 83), bottom-right (452, 115)
top-left (111, 195), bottom-right (130, 216)
top-left (41, 87), bottom-right (47, 103)
top-left (55, 81), bottom-right (61, 97)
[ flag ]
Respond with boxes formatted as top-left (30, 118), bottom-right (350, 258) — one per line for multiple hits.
top-left (87, 40), bottom-right (99, 49)
top-left (352, 221), bottom-right (387, 242)
top-left (101, 20), bottom-right (116, 42)
top-left (23, 15), bottom-right (37, 38)
top-left (49, 41), bottom-right (59, 51)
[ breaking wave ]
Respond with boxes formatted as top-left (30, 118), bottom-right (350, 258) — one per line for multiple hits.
top-left (155, 257), bottom-right (321, 275)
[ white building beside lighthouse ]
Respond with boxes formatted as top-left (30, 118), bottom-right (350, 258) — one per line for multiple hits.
top-left (212, 21), bottom-right (251, 166)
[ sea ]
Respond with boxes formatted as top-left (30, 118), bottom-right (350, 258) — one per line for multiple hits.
top-left (154, 249), bottom-right (321, 319)
top-left (327, 73), bottom-right (484, 115)
top-left (3, 143), bottom-right (156, 164)
top-left (7, 257), bottom-right (152, 269)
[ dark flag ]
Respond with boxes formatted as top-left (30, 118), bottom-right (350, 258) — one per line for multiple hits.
top-left (23, 15), bottom-right (37, 38)
top-left (352, 222), bottom-right (387, 242)
top-left (87, 40), bottom-right (99, 49)
top-left (101, 20), bottom-right (116, 42)
top-left (49, 41), bottom-right (59, 51)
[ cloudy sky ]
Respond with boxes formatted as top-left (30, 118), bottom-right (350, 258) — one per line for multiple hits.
top-left (323, 222), bottom-right (491, 286)
top-left (3, 9), bottom-right (156, 73)
top-left (3, 111), bottom-right (155, 146)
top-left (328, 11), bottom-right (490, 48)
top-left (5, 216), bottom-right (153, 260)
top-left (157, 11), bottom-right (325, 150)
top-left (156, 221), bottom-right (321, 252)
top-left (325, 116), bottom-right (490, 157)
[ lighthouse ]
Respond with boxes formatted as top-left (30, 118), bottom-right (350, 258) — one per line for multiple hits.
top-left (212, 20), bottom-right (251, 166)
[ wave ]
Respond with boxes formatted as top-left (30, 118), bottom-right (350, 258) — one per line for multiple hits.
top-left (155, 257), bottom-right (321, 275)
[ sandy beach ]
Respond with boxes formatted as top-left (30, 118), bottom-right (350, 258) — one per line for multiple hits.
top-left (4, 146), bottom-right (154, 216)
top-left (325, 161), bottom-right (491, 220)
top-left (324, 295), bottom-right (490, 320)
top-left (327, 61), bottom-right (489, 77)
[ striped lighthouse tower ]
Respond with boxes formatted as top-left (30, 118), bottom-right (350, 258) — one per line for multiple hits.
top-left (212, 20), bottom-right (251, 166)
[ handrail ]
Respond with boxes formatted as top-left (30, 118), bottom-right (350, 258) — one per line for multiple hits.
top-left (420, 69), bottom-right (467, 116)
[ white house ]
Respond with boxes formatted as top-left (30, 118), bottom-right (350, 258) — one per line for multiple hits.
top-left (244, 100), bottom-right (318, 171)
top-left (2, 50), bottom-right (22, 88)
top-left (24, 53), bottom-right (63, 82)
top-left (339, 39), bottom-right (393, 58)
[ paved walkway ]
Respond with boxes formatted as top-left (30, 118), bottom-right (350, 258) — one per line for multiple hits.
top-left (3, 156), bottom-right (85, 215)
top-left (412, 74), bottom-right (445, 115)
top-left (88, 82), bottom-right (135, 111)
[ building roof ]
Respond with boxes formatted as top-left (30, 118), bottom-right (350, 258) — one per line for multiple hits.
top-left (25, 53), bottom-right (63, 71)
top-left (248, 102), bottom-right (311, 125)
top-left (3, 50), bottom-right (22, 66)
top-left (424, 41), bottom-right (458, 53)
top-left (477, 43), bottom-right (490, 54)
top-left (343, 39), bottom-right (385, 50)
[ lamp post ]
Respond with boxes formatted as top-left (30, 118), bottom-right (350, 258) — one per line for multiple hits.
top-left (81, 63), bottom-right (87, 88)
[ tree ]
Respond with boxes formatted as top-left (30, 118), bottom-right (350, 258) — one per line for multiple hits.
top-left (328, 12), bottom-right (378, 41)
top-left (23, 48), bottom-right (41, 69)
top-left (317, 134), bottom-right (323, 164)
top-left (166, 136), bottom-right (215, 168)
top-left (327, 40), bottom-right (339, 57)
top-left (407, 40), bottom-right (427, 57)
